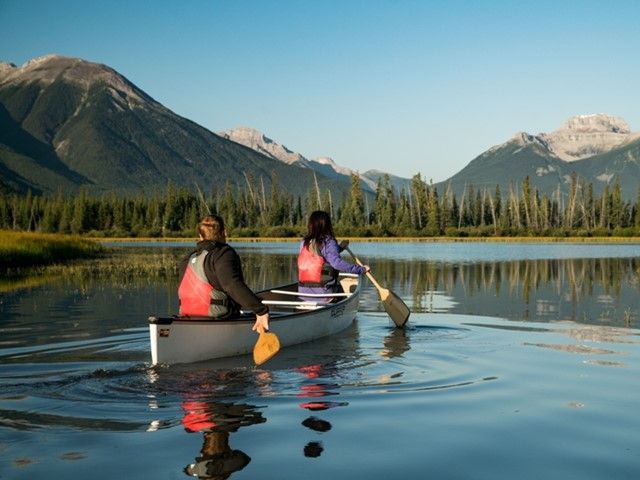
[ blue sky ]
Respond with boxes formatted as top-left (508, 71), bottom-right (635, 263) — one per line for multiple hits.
top-left (1, 0), bottom-right (639, 181)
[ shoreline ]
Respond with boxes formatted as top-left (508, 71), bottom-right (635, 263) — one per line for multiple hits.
top-left (0, 231), bottom-right (104, 269)
top-left (98, 236), bottom-right (640, 244)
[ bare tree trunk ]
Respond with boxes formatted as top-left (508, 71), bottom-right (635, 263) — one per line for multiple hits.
top-left (313, 172), bottom-right (322, 210)
top-left (458, 186), bottom-right (466, 229)
top-left (488, 190), bottom-right (498, 235)
top-left (243, 172), bottom-right (255, 202)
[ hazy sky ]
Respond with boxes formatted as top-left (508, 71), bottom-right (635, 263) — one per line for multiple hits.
top-left (1, 0), bottom-right (639, 181)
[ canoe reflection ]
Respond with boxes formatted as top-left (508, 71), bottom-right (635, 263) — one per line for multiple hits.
top-left (182, 401), bottom-right (265, 479)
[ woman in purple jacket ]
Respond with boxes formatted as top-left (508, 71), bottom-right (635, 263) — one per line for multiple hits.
top-left (297, 211), bottom-right (369, 302)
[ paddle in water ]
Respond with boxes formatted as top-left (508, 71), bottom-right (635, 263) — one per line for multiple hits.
top-left (253, 325), bottom-right (280, 365)
top-left (345, 246), bottom-right (410, 328)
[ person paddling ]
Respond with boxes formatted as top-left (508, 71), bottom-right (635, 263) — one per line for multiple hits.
top-left (297, 210), bottom-right (370, 302)
top-left (178, 215), bottom-right (269, 333)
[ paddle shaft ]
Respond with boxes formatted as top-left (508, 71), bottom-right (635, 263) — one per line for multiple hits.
top-left (344, 246), bottom-right (388, 295)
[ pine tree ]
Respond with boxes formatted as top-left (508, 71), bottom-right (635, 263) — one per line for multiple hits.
top-left (425, 184), bottom-right (441, 236)
top-left (0, 193), bottom-right (11, 229)
top-left (70, 187), bottom-right (89, 234)
top-left (339, 174), bottom-right (366, 229)
top-left (610, 178), bottom-right (623, 229)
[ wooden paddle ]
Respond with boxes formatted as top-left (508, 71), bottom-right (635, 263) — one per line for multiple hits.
top-left (345, 246), bottom-right (410, 328)
top-left (253, 325), bottom-right (280, 365)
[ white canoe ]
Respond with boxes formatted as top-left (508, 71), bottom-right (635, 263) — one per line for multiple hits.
top-left (149, 273), bottom-right (362, 365)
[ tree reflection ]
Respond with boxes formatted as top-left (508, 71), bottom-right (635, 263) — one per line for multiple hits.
top-left (366, 256), bottom-right (639, 325)
top-left (381, 328), bottom-right (411, 358)
top-left (8, 248), bottom-right (637, 326)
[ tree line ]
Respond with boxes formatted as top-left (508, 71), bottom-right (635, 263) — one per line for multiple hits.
top-left (1, 173), bottom-right (639, 237)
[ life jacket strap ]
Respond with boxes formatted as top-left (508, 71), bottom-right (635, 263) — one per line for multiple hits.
top-left (298, 281), bottom-right (326, 287)
top-left (179, 298), bottom-right (228, 306)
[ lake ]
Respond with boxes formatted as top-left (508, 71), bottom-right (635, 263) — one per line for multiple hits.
top-left (1, 241), bottom-right (639, 479)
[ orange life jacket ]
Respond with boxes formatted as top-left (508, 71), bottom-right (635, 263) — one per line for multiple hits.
top-left (297, 242), bottom-right (336, 287)
top-left (178, 250), bottom-right (229, 317)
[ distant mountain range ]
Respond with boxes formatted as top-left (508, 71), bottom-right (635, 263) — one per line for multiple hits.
top-left (435, 114), bottom-right (640, 201)
top-left (1, 55), bottom-right (638, 202)
top-left (0, 55), bottom-right (365, 197)
top-left (217, 127), bottom-right (412, 194)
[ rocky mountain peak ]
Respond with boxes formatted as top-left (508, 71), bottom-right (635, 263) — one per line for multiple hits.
top-left (218, 127), bottom-right (307, 165)
top-left (0, 54), bottom-right (153, 107)
top-left (0, 61), bottom-right (17, 75)
top-left (216, 128), bottom-right (383, 191)
top-left (540, 114), bottom-right (638, 161)
top-left (513, 114), bottom-right (638, 162)
top-left (560, 114), bottom-right (630, 134)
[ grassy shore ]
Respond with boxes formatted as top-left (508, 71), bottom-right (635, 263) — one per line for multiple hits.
top-left (0, 230), bottom-right (104, 268)
top-left (99, 235), bottom-right (640, 243)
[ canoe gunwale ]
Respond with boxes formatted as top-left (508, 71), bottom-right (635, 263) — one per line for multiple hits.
top-left (148, 275), bottom-right (362, 365)
top-left (149, 277), bottom-right (361, 326)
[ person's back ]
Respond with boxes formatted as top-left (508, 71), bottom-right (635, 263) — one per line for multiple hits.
top-left (178, 215), bottom-right (270, 333)
top-left (297, 211), bottom-right (369, 303)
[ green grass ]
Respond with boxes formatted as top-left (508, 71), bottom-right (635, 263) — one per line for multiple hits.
top-left (0, 230), bottom-right (104, 268)
top-left (97, 235), bottom-right (640, 243)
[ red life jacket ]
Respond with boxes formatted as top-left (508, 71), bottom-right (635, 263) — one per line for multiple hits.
top-left (297, 242), bottom-right (336, 287)
top-left (178, 250), bottom-right (229, 317)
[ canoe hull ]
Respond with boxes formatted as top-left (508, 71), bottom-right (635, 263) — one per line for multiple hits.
top-left (149, 276), bottom-right (361, 365)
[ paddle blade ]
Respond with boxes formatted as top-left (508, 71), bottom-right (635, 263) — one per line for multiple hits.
top-left (380, 288), bottom-right (410, 328)
top-left (253, 331), bottom-right (281, 365)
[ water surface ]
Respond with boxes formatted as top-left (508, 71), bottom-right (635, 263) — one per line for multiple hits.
top-left (1, 241), bottom-right (639, 479)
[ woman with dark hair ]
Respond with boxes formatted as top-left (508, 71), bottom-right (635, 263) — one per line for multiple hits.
top-left (297, 211), bottom-right (369, 302)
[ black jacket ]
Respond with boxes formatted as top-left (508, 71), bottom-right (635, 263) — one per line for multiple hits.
top-left (178, 240), bottom-right (268, 316)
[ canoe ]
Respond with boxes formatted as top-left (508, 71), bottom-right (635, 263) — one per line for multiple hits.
top-left (148, 273), bottom-right (362, 365)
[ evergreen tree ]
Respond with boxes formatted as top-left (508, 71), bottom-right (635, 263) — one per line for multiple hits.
top-left (636, 188), bottom-right (640, 230)
top-left (339, 174), bottom-right (366, 229)
top-left (70, 187), bottom-right (89, 234)
top-left (610, 178), bottom-right (623, 229)
top-left (425, 184), bottom-right (441, 236)
top-left (0, 194), bottom-right (11, 229)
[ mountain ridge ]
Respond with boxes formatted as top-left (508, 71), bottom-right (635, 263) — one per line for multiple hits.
top-left (218, 126), bottom-right (412, 194)
top-left (1, 55), bottom-right (638, 202)
top-left (0, 55), bottom-right (353, 197)
top-left (436, 114), bottom-right (640, 201)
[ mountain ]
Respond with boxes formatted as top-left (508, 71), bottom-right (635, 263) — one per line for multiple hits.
top-left (0, 55), bottom-right (350, 197)
top-left (437, 114), bottom-right (640, 200)
top-left (218, 127), bottom-right (412, 194)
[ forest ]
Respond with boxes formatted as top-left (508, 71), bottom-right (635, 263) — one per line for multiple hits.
top-left (1, 173), bottom-right (639, 238)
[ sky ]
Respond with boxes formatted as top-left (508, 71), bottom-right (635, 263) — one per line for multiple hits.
top-left (1, 0), bottom-right (639, 182)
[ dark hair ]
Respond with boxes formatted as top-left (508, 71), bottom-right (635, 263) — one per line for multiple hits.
top-left (303, 210), bottom-right (334, 247)
top-left (198, 215), bottom-right (225, 242)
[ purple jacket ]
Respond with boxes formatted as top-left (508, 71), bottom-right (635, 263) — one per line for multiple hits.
top-left (298, 237), bottom-right (366, 299)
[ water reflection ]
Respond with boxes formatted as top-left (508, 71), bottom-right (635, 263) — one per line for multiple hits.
top-left (181, 401), bottom-right (264, 479)
top-left (381, 329), bottom-right (411, 359)
top-left (2, 247), bottom-right (639, 333)
top-left (296, 364), bottom-right (347, 459)
top-left (366, 256), bottom-right (640, 326)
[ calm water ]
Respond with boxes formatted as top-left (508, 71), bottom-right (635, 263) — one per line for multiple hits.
top-left (1, 241), bottom-right (639, 479)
